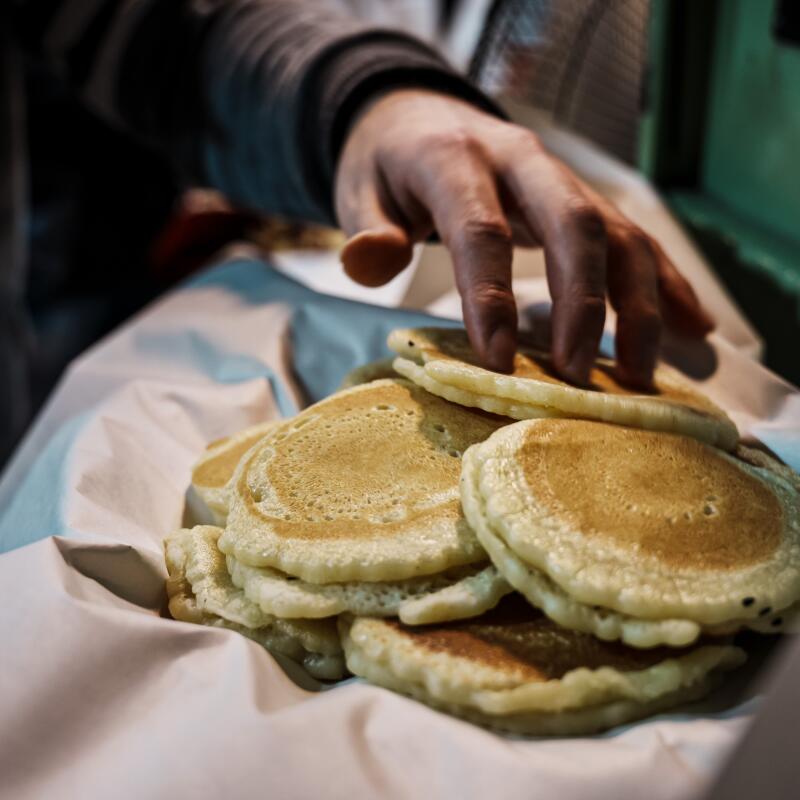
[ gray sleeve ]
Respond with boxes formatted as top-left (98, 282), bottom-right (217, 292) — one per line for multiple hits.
top-left (12, 0), bottom-right (504, 224)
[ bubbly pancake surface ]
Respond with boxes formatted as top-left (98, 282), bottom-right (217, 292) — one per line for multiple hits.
top-left (189, 421), bottom-right (280, 525)
top-left (221, 379), bottom-right (505, 582)
top-left (466, 418), bottom-right (800, 624)
top-left (227, 554), bottom-right (510, 624)
top-left (461, 455), bottom-right (707, 647)
top-left (467, 490), bottom-right (795, 646)
top-left (261, 393), bottom-right (466, 541)
top-left (522, 421), bottom-right (782, 571)
top-left (244, 381), bottom-right (500, 541)
top-left (193, 426), bottom-right (277, 490)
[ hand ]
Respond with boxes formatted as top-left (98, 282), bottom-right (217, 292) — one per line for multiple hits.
top-left (335, 90), bottom-right (713, 387)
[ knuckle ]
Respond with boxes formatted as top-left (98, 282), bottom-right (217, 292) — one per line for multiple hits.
top-left (575, 293), bottom-right (608, 320)
top-left (563, 274), bottom-right (606, 306)
top-left (559, 291), bottom-right (606, 322)
top-left (563, 200), bottom-right (607, 243)
top-left (641, 306), bottom-right (663, 333)
top-left (420, 128), bottom-right (482, 159)
top-left (656, 253), bottom-right (689, 287)
top-left (625, 304), bottom-right (662, 338)
top-left (616, 224), bottom-right (652, 255)
top-left (468, 280), bottom-right (515, 312)
top-left (458, 213), bottom-right (512, 248)
top-left (505, 124), bottom-right (542, 151)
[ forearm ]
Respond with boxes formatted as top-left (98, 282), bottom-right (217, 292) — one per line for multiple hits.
top-left (12, 0), bottom-right (501, 224)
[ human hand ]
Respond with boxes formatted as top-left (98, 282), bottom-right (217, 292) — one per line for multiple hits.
top-left (335, 90), bottom-right (713, 387)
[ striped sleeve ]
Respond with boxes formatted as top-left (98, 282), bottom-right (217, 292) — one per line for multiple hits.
top-left (10, 0), bottom-right (503, 223)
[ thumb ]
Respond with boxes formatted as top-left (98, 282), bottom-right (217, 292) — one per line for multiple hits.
top-left (339, 186), bottom-right (413, 288)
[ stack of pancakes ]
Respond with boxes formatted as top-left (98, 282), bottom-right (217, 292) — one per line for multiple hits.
top-left (164, 326), bottom-right (800, 735)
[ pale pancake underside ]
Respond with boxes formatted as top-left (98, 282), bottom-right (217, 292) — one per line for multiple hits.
top-left (339, 357), bottom-right (398, 389)
top-left (462, 460), bottom-right (798, 646)
top-left (189, 420), bottom-right (281, 525)
top-left (394, 357), bottom-right (562, 421)
top-left (464, 419), bottom-right (800, 626)
top-left (220, 379), bottom-right (504, 583)
top-left (347, 652), bottom-right (721, 736)
top-left (227, 554), bottom-right (512, 624)
top-left (340, 609), bottom-right (744, 736)
top-left (164, 526), bottom-right (344, 680)
top-left (388, 327), bottom-right (739, 450)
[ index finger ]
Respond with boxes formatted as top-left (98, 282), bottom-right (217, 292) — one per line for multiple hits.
top-left (402, 137), bottom-right (518, 372)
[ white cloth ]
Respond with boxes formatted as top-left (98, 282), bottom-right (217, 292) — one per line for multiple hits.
top-left (0, 257), bottom-right (797, 800)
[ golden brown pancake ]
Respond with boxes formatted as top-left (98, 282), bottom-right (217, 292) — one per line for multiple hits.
top-left (164, 526), bottom-right (344, 680)
top-left (389, 327), bottom-right (739, 449)
top-left (520, 421), bottom-right (782, 571)
top-left (219, 379), bottom-right (506, 583)
top-left (340, 595), bottom-right (745, 735)
top-left (189, 421), bottom-right (280, 525)
top-left (387, 596), bottom-right (684, 680)
top-left (461, 418), bottom-right (800, 633)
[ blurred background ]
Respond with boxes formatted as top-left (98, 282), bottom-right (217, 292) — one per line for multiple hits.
top-left (18, 0), bottom-right (800, 463)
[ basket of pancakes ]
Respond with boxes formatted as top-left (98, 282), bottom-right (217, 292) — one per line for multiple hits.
top-left (164, 326), bottom-right (800, 735)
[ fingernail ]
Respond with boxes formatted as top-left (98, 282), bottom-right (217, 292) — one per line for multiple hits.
top-left (486, 323), bottom-right (517, 373)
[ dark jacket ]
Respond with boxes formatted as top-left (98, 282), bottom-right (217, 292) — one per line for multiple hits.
top-left (1, 0), bottom-right (497, 465)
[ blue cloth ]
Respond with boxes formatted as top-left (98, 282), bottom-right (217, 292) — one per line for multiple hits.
top-left (190, 262), bottom-right (450, 403)
top-left (0, 258), bottom-right (453, 553)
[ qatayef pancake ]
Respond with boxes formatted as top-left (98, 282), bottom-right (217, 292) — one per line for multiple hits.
top-left (226, 555), bottom-right (511, 625)
top-left (189, 382), bottom-right (512, 624)
top-left (467, 499), bottom-right (800, 648)
top-left (164, 526), bottom-right (345, 680)
top-left (219, 379), bottom-right (506, 583)
top-left (339, 597), bottom-right (745, 736)
top-left (461, 419), bottom-right (800, 646)
top-left (189, 421), bottom-right (280, 525)
top-left (389, 327), bottom-right (738, 450)
top-left (339, 357), bottom-right (398, 389)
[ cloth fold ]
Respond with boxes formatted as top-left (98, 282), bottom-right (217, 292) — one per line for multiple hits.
top-left (0, 257), bottom-right (795, 799)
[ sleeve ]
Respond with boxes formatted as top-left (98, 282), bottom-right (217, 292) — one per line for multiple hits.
top-left (10, 0), bottom-right (505, 224)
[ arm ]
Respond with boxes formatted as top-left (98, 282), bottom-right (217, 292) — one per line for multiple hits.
top-left (336, 89), bottom-right (714, 383)
top-left (11, 0), bottom-right (713, 385)
top-left (10, 0), bottom-right (497, 222)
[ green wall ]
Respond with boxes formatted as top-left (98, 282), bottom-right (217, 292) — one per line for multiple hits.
top-left (641, 0), bottom-right (800, 382)
top-left (703, 0), bottom-right (800, 247)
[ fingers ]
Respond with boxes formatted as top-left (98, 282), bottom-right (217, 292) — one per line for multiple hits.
top-left (502, 148), bottom-right (607, 384)
top-left (340, 228), bottom-right (413, 288)
top-left (337, 89), bottom-right (712, 385)
top-left (570, 180), bottom-right (661, 386)
top-left (650, 239), bottom-right (715, 338)
top-left (337, 179), bottom-right (414, 287)
top-left (404, 136), bottom-right (517, 372)
top-left (576, 179), bottom-right (713, 345)
top-left (605, 228), bottom-right (662, 388)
